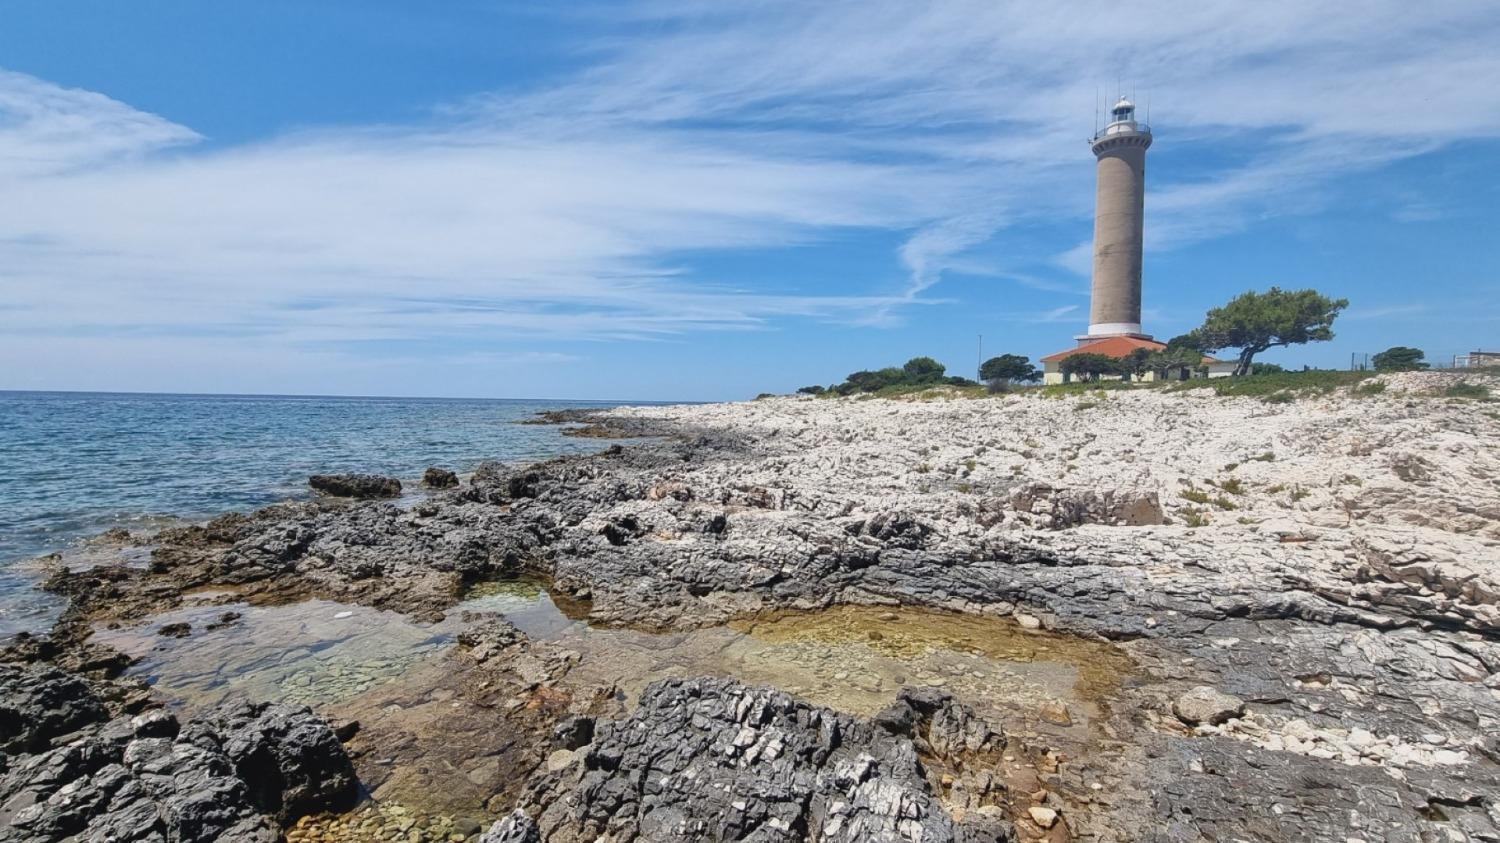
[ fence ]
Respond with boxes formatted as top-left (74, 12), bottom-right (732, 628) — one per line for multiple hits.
top-left (1349, 349), bottom-right (1497, 371)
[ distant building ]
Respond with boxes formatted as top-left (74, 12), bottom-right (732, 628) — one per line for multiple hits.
top-left (1458, 350), bottom-right (1500, 369)
top-left (1040, 335), bottom-right (1230, 384)
top-left (1041, 96), bottom-right (1231, 384)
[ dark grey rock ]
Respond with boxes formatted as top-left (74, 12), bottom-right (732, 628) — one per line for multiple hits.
top-left (0, 664), bottom-right (107, 755)
top-left (194, 699), bottom-right (358, 822)
top-left (308, 473), bottom-right (401, 499)
top-left (480, 810), bottom-right (542, 843)
top-left (520, 677), bottom-right (1012, 843)
top-left (423, 467), bottom-right (459, 488)
top-left (0, 694), bottom-right (354, 842)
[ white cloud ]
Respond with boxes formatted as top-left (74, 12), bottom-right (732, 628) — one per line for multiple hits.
top-left (3, 0), bottom-right (1499, 388)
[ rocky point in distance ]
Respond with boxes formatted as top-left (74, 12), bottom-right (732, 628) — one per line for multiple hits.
top-left (3, 368), bottom-right (1499, 842)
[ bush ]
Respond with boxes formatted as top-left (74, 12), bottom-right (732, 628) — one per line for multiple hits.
top-left (979, 354), bottom-right (1040, 387)
top-left (1059, 352), bottom-right (1123, 381)
top-left (1372, 346), bottom-right (1428, 371)
top-left (903, 356), bottom-right (947, 383)
top-left (796, 385), bottom-right (826, 395)
top-left (1186, 287), bottom-right (1348, 376)
top-left (824, 357), bottom-right (967, 396)
top-left (1171, 369), bottom-right (1373, 399)
top-left (1446, 382), bottom-right (1492, 400)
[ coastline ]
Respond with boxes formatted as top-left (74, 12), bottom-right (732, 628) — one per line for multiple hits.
top-left (5, 369), bottom-right (1500, 841)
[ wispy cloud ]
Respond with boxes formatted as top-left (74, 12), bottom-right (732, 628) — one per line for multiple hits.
top-left (1344, 304), bottom-right (1430, 321)
top-left (3, 0), bottom-right (1499, 385)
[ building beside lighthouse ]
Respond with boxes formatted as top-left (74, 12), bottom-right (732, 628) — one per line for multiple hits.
top-left (1042, 97), bottom-right (1231, 383)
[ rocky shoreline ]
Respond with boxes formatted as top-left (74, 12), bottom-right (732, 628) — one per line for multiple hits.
top-left (4, 370), bottom-right (1499, 841)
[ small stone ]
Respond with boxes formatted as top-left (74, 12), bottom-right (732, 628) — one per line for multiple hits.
top-left (1039, 700), bottom-right (1073, 727)
top-left (1027, 806), bottom-right (1058, 828)
top-left (1173, 686), bottom-right (1245, 726)
top-left (1014, 613), bottom-right (1042, 630)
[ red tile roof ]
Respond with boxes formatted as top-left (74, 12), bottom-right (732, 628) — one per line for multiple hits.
top-left (1041, 336), bottom-right (1166, 363)
top-left (1041, 336), bottom-right (1222, 365)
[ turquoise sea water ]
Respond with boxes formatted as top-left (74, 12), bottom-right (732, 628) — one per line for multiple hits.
top-left (0, 390), bottom-right (656, 637)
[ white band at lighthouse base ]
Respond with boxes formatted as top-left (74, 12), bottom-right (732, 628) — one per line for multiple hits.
top-left (1086, 322), bottom-right (1142, 337)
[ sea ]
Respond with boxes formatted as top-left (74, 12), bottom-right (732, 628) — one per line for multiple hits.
top-left (0, 390), bottom-right (664, 638)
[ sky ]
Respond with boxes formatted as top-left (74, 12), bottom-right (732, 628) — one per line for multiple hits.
top-left (1, 1), bottom-right (1497, 401)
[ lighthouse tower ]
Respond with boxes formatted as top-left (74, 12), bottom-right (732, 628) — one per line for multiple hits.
top-left (1083, 96), bottom-right (1152, 339)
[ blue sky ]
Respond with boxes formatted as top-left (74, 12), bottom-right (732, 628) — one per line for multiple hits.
top-left (1, 1), bottom-right (1496, 401)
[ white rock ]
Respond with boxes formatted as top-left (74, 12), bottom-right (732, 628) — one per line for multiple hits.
top-left (1027, 806), bottom-right (1058, 829)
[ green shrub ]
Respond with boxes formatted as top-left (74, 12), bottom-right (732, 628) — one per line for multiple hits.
top-left (1445, 382), bottom-right (1491, 400)
top-left (1215, 478), bottom-right (1246, 495)
top-left (1171, 370), bottom-right (1374, 399)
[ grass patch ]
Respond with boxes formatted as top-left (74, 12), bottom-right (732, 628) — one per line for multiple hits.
top-left (1037, 380), bottom-right (1150, 398)
top-left (1213, 477), bottom-right (1246, 495)
top-left (1170, 370), bottom-right (1375, 399)
top-left (1353, 381), bottom-right (1387, 397)
top-left (1445, 381), bottom-right (1492, 400)
top-left (1184, 484), bottom-right (1237, 509)
top-left (845, 383), bottom-right (991, 400)
top-left (1181, 508), bottom-right (1210, 528)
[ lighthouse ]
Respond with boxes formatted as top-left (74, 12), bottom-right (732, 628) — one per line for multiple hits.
top-left (1083, 96), bottom-right (1152, 339)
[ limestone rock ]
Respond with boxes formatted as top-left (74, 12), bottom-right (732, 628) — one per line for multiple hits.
top-left (1007, 482), bottom-right (1164, 528)
top-left (1173, 686), bottom-right (1246, 726)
